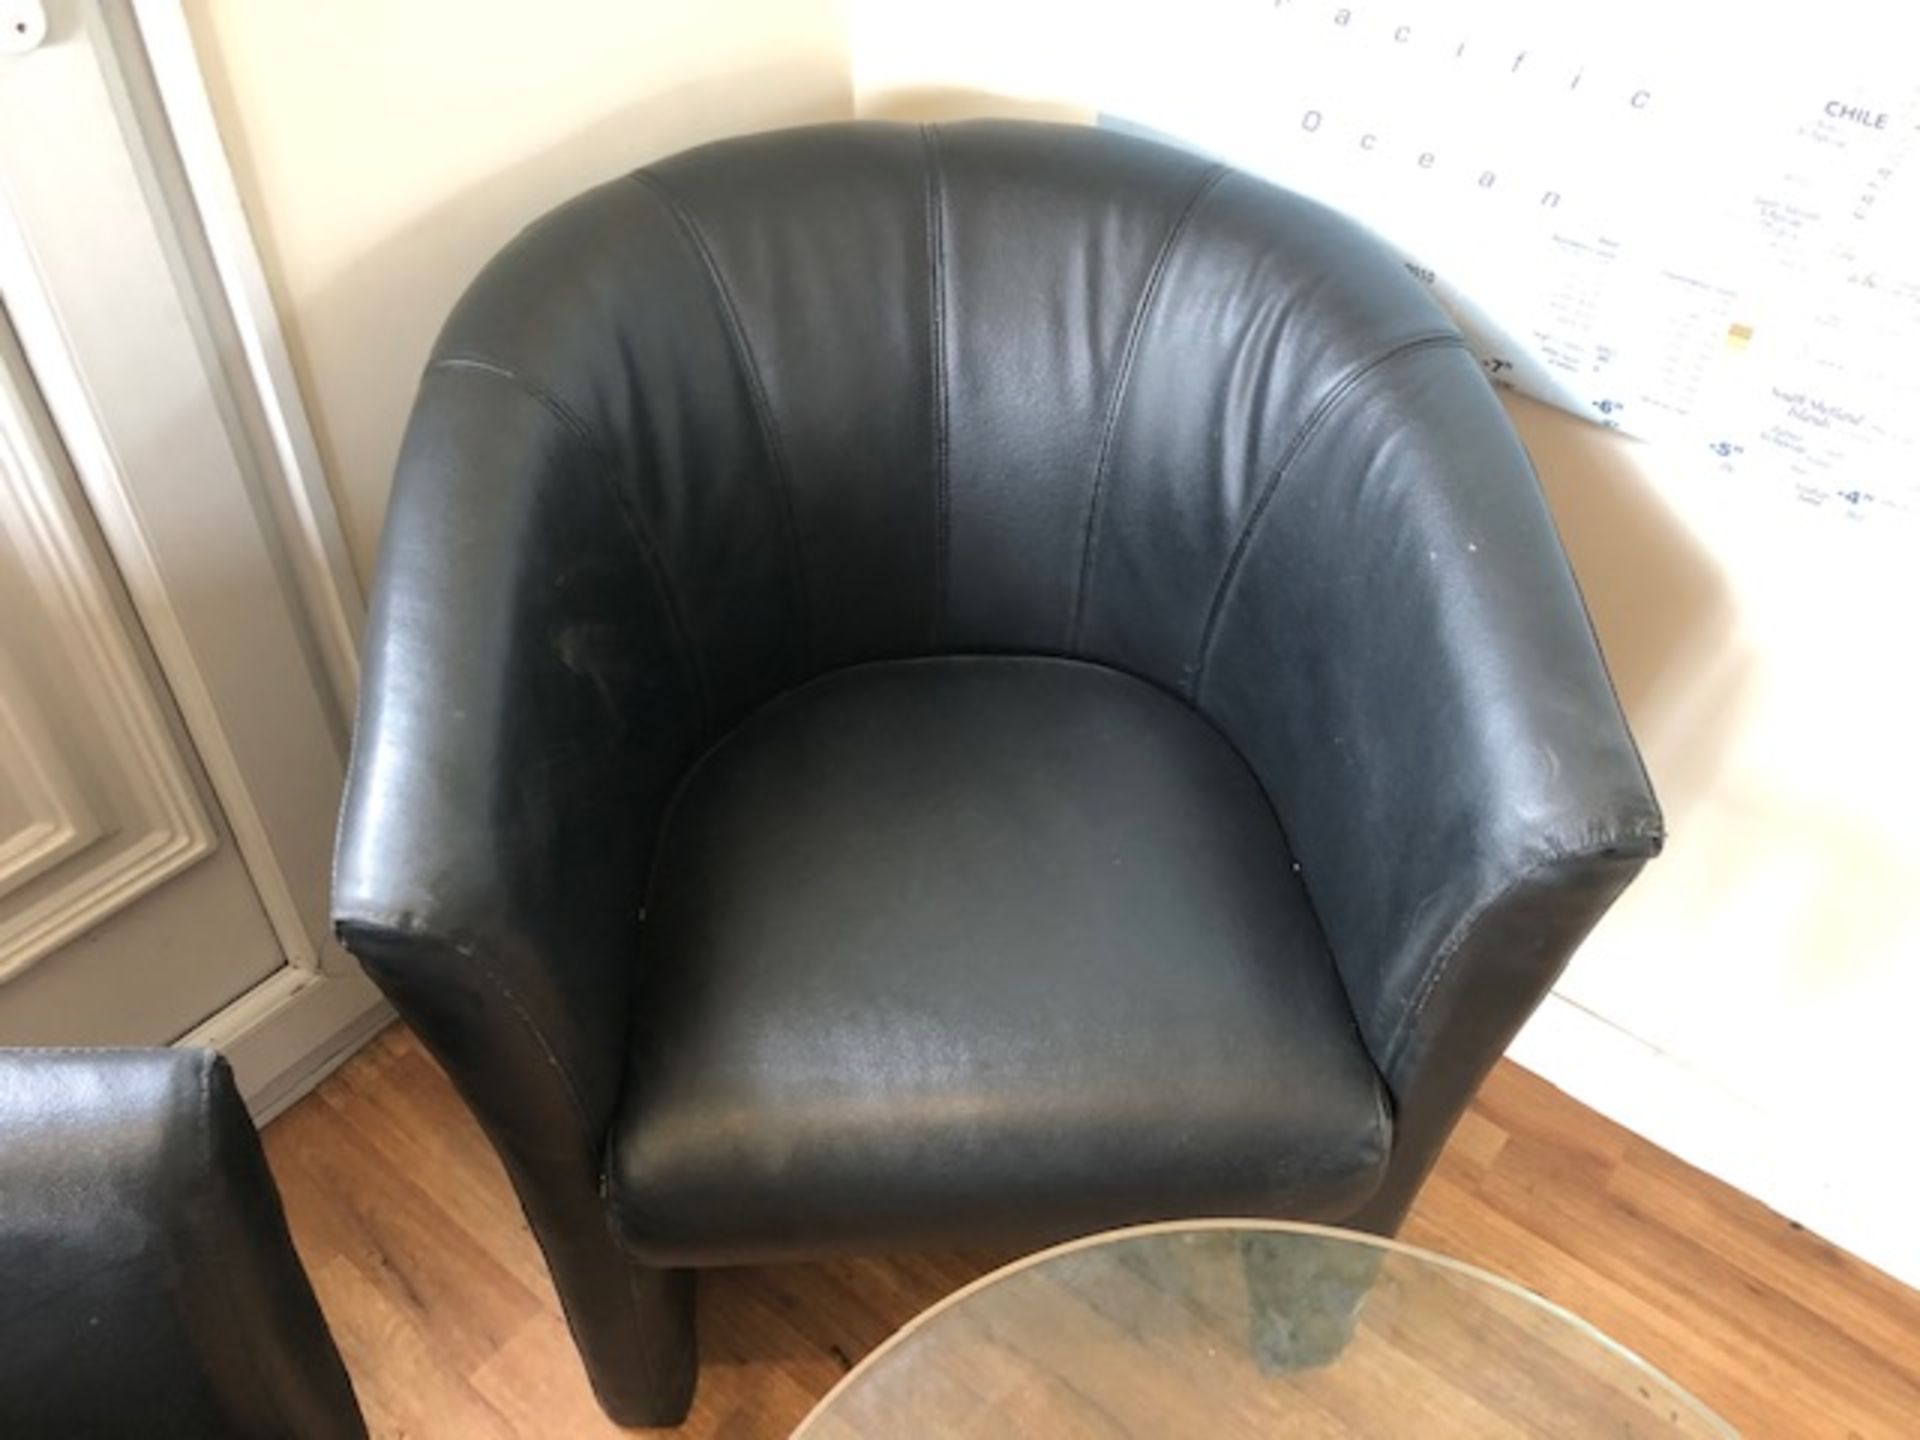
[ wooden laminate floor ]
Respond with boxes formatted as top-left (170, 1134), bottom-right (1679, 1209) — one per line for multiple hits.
top-left (263, 1026), bottom-right (1920, 1438)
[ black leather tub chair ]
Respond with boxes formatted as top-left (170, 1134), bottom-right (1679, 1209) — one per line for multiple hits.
top-left (333, 119), bottom-right (1662, 1424)
top-left (0, 1048), bottom-right (363, 1438)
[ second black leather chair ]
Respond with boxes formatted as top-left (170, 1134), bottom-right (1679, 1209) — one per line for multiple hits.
top-left (0, 1048), bottom-right (363, 1439)
top-left (334, 119), bottom-right (1662, 1424)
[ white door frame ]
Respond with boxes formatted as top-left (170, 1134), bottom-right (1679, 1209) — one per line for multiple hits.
top-left (0, 0), bottom-right (384, 1118)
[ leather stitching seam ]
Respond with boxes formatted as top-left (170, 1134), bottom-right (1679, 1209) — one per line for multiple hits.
top-left (420, 927), bottom-right (680, 1392)
top-left (627, 170), bottom-right (816, 676)
top-left (408, 926), bottom-right (685, 1393)
top-left (1379, 834), bottom-right (1656, 1079)
top-left (921, 125), bottom-right (952, 646)
top-left (619, 1265), bottom-right (679, 1396)
top-left (431, 354), bottom-right (596, 451)
top-left (1069, 163), bottom-right (1230, 650)
top-left (348, 913), bottom-right (678, 1364)
top-left (1189, 332), bottom-right (1468, 703)
top-left (349, 917), bottom-right (687, 1405)
top-left (427, 355), bottom-right (713, 738)
top-left (350, 913), bottom-right (600, 1146)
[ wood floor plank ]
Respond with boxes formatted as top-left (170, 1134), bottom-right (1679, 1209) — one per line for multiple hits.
top-left (264, 1028), bottom-right (1920, 1437)
top-left (1403, 1063), bottom-right (1920, 1438)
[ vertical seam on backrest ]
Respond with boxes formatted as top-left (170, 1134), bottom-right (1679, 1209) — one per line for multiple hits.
top-left (921, 125), bottom-right (952, 649)
top-left (1188, 332), bottom-right (1468, 705)
top-left (628, 170), bottom-right (815, 677)
top-left (429, 355), bottom-right (714, 740)
top-left (1068, 163), bottom-right (1229, 652)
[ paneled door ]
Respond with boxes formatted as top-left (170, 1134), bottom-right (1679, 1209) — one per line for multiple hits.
top-left (0, 1), bottom-right (384, 1113)
top-left (0, 318), bottom-right (283, 1043)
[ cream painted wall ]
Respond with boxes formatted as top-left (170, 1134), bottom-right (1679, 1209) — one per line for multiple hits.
top-left (850, 1), bottom-right (1920, 1283)
top-left (1500, 395), bottom-right (1920, 1286)
top-left (183, 0), bottom-right (853, 580)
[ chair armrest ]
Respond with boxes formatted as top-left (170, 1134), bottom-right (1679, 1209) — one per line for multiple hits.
top-left (335, 359), bottom-right (706, 1414)
top-left (1195, 339), bottom-right (1663, 1221)
top-left (334, 360), bottom-right (701, 1147)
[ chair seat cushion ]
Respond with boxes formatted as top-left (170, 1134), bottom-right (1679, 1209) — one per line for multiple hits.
top-left (607, 656), bottom-right (1390, 1265)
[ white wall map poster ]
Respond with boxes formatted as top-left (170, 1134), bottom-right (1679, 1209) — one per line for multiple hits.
top-left (1098, 0), bottom-right (1920, 524)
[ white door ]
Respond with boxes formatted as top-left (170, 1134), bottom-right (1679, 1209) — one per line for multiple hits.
top-left (0, 318), bottom-right (283, 1044)
top-left (0, 1), bottom-right (385, 1112)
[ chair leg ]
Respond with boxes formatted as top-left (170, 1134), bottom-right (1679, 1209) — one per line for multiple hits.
top-left (555, 1256), bottom-right (697, 1426)
top-left (502, 1156), bottom-right (699, 1424)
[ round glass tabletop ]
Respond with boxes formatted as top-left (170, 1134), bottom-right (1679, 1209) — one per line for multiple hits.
top-left (796, 1220), bottom-right (1735, 1438)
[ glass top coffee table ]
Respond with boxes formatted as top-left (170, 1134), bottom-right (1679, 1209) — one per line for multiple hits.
top-left (795, 1221), bottom-right (1734, 1437)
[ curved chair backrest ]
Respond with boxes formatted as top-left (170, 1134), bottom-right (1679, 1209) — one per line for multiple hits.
top-left (353, 121), bottom-right (1649, 1068)
top-left (401, 121), bottom-right (1471, 722)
